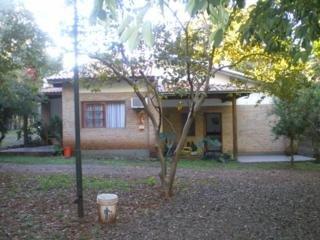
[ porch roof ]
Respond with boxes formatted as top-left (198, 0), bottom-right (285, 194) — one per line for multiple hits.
top-left (160, 82), bottom-right (253, 101)
top-left (40, 87), bottom-right (62, 96)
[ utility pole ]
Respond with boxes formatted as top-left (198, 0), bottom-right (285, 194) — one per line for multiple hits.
top-left (73, 0), bottom-right (84, 218)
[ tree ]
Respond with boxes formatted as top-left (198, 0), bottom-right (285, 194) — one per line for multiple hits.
top-left (0, 3), bottom-right (61, 145)
top-left (88, 0), bottom-right (268, 197)
top-left (272, 95), bottom-right (308, 165)
top-left (297, 84), bottom-right (320, 162)
top-left (241, 0), bottom-right (320, 61)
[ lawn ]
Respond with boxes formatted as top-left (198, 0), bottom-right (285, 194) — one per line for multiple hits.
top-left (1, 155), bottom-right (320, 171)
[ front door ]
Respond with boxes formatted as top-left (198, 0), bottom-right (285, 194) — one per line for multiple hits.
top-left (205, 113), bottom-right (222, 152)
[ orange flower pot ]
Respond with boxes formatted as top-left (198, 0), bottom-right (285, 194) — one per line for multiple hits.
top-left (63, 146), bottom-right (72, 158)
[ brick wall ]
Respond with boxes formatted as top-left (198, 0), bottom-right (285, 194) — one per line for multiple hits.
top-left (62, 83), bottom-right (156, 155)
top-left (163, 104), bottom-right (286, 154)
top-left (62, 83), bottom-right (285, 156)
top-left (237, 104), bottom-right (286, 154)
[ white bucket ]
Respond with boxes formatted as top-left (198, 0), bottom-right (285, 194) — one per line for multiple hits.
top-left (97, 193), bottom-right (118, 224)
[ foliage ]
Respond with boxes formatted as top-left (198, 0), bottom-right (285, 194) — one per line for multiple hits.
top-left (196, 136), bottom-right (221, 155)
top-left (241, 0), bottom-right (320, 60)
top-left (296, 84), bottom-right (320, 161)
top-left (0, 4), bottom-right (61, 144)
top-left (48, 116), bottom-right (63, 143)
top-left (272, 98), bottom-right (308, 165)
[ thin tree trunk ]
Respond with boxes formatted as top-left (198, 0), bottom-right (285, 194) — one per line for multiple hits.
top-left (23, 115), bottom-right (29, 146)
top-left (154, 133), bottom-right (170, 198)
top-left (290, 138), bottom-right (294, 166)
top-left (312, 140), bottom-right (320, 163)
top-left (0, 132), bottom-right (5, 144)
top-left (167, 114), bottom-right (195, 196)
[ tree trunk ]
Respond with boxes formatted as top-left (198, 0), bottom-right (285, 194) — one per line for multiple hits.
top-left (290, 138), bottom-right (294, 166)
top-left (312, 140), bottom-right (320, 163)
top-left (23, 115), bottom-right (29, 146)
top-left (0, 132), bottom-right (5, 144)
top-left (167, 114), bottom-right (194, 196)
top-left (154, 134), bottom-right (170, 198)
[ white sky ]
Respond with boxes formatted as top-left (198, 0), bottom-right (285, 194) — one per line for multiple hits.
top-left (22, 0), bottom-right (257, 69)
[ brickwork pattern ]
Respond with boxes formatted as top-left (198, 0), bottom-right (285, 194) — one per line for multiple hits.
top-left (62, 83), bottom-right (155, 151)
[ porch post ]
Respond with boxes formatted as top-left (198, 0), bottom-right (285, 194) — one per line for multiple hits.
top-left (232, 93), bottom-right (238, 160)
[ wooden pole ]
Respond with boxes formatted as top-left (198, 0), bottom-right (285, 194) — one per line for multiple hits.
top-left (232, 93), bottom-right (238, 161)
top-left (73, 0), bottom-right (84, 218)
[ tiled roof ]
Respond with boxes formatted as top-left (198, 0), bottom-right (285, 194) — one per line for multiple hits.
top-left (46, 67), bottom-right (253, 94)
top-left (208, 83), bottom-right (247, 92)
top-left (46, 70), bottom-right (74, 83)
top-left (40, 87), bottom-right (62, 94)
top-left (160, 81), bottom-right (252, 94)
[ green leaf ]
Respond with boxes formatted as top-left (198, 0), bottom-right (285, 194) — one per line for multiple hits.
top-left (208, 0), bottom-right (221, 8)
top-left (213, 28), bottom-right (224, 47)
top-left (127, 28), bottom-right (139, 50)
top-left (118, 15), bottom-right (133, 35)
top-left (186, 0), bottom-right (196, 16)
top-left (136, 3), bottom-right (151, 21)
top-left (142, 22), bottom-right (153, 47)
top-left (187, 0), bottom-right (207, 17)
top-left (120, 25), bottom-right (137, 43)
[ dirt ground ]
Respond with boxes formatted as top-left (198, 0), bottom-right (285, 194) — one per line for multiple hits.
top-left (1, 164), bottom-right (320, 240)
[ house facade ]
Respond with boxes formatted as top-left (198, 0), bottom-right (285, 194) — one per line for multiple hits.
top-left (42, 69), bottom-right (286, 158)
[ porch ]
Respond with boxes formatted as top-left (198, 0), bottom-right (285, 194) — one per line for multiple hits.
top-left (162, 93), bottom-right (240, 159)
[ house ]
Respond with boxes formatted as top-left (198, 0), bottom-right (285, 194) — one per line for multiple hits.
top-left (41, 68), bottom-right (286, 158)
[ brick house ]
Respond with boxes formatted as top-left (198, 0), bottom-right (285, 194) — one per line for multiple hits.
top-left (41, 69), bottom-right (286, 158)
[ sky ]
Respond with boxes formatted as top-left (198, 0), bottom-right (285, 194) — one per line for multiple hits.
top-left (24, 0), bottom-right (89, 68)
top-left (22, 0), bottom-right (258, 69)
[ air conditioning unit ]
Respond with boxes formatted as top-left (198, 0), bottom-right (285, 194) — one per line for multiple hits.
top-left (131, 97), bottom-right (148, 109)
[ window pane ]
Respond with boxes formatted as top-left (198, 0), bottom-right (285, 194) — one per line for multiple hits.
top-left (95, 119), bottom-right (103, 127)
top-left (84, 103), bottom-right (104, 128)
top-left (87, 111), bottom-right (93, 119)
top-left (107, 103), bottom-right (125, 128)
top-left (95, 111), bottom-right (102, 120)
top-left (86, 119), bottom-right (93, 128)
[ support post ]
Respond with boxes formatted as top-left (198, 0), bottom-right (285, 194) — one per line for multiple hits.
top-left (73, 0), bottom-right (84, 218)
top-left (232, 93), bottom-right (238, 161)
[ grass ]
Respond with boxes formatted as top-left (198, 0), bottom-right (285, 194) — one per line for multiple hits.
top-left (37, 174), bottom-right (131, 191)
top-left (1, 155), bottom-right (319, 171)
top-left (36, 174), bottom-right (159, 191)
top-left (178, 159), bottom-right (320, 171)
top-left (0, 156), bottom-right (74, 164)
top-left (0, 155), bottom-right (156, 166)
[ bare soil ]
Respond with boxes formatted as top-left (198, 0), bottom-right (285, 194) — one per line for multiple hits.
top-left (1, 164), bottom-right (320, 240)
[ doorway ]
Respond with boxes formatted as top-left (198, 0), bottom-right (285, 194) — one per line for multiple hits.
top-left (205, 113), bottom-right (222, 152)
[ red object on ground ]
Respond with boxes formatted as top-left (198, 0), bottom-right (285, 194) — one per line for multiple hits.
top-left (64, 146), bottom-right (72, 157)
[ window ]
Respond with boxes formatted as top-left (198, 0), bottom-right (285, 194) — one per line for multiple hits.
top-left (82, 102), bottom-right (125, 128)
top-left (107, 102), bottom-right (125, 128)
top-left (181, 113), bottom-right (195, 136)
top-left (83, 103), bottom-right (105, 128)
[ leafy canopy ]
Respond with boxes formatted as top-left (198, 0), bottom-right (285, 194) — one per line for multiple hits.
top-left (241, 0), bottom-right (320, 60)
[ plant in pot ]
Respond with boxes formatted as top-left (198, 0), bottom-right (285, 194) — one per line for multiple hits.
top-left (190, 141), bottom-right (198, 156)
top-left (197, 136), bottom-right (221, 160)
